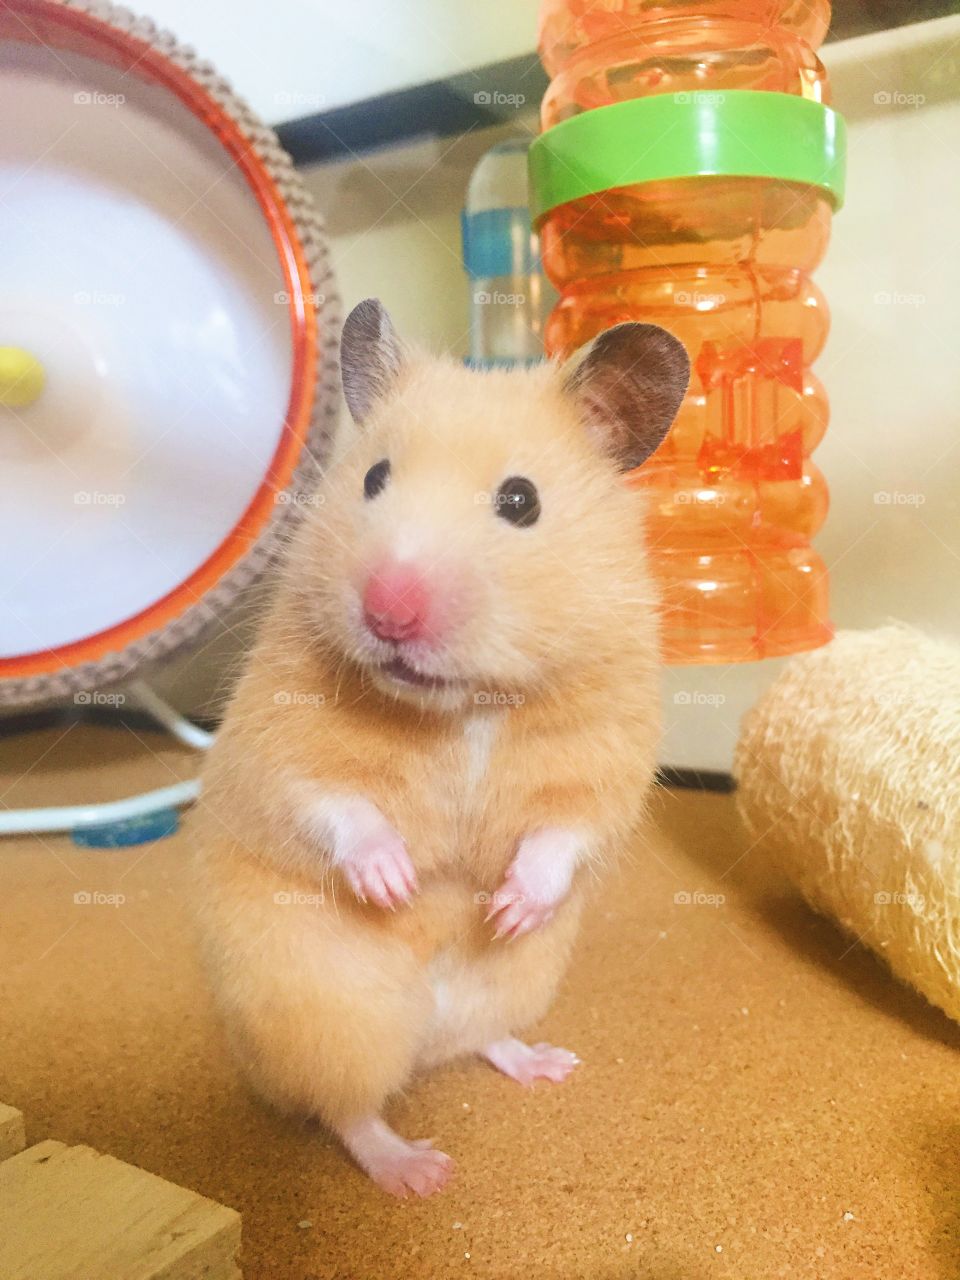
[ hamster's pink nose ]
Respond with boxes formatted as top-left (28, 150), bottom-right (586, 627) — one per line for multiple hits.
top-left (363, 564), bottom-right (434, 644)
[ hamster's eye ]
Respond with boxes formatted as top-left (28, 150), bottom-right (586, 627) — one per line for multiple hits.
top-left (495, 476), bottom-right (540, 528)
top-left (364, 458), bottom-right (390, 500)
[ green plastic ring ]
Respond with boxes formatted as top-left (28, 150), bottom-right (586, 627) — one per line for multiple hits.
top-left (528, 90), bottom-right (846, 222)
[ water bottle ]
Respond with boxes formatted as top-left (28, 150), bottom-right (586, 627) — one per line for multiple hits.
top-left (530, 1), bottom-right (845, 664)
top-left (461, 139), bottom-right (552, 369)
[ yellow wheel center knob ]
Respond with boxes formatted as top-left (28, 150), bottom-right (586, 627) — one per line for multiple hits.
top-left (0, 346), bottom-right (46, 407)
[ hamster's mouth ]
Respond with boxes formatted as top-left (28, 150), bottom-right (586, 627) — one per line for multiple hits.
top-left (379, 655), bottom-right (462, 691)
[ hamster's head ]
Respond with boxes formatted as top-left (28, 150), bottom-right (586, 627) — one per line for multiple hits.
top-left (290, 299), bottom-right (689, 713)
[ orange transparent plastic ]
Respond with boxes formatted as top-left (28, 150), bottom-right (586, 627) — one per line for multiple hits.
top-left (537, 0), bottom-right (835, 663)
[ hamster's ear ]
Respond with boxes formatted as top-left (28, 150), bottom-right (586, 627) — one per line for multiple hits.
top-left (340, 298), bottom-right (406, 424)
top-left (562, 322), bottom-right (690, 471)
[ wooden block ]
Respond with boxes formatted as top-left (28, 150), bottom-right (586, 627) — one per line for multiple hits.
top-left (0, 1140), bottom-right (241, 1280)
top-left (0, 1102), bottom-right (26, 1159)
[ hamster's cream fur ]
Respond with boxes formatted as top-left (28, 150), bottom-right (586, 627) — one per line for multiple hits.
top-left (192, 300), bottom-right (689, 1196)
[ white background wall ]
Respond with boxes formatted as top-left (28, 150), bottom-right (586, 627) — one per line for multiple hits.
top-left (147, 14), bottom-right (960, 770)
top-left (138, 0), bottom-right (543, 120)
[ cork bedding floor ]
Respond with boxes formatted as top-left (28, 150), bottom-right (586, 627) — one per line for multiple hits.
top-left (2, 722), bottom-right (959, 1280)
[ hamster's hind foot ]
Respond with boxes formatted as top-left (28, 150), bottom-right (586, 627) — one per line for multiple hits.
top-left (481, 1037), bottom-right (580, 1087)
top-left (337, 1114), bottom-right (454, 1198)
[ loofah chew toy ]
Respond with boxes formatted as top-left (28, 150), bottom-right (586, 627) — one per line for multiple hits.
top-left (735, 625), bottom-right (960, 1024)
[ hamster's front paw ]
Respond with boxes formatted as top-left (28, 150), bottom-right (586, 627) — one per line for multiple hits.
top-left (486, 826), bottom-right (584, 940)
top-left (340, 830), bottom-right (418, 910)
top-left (486, 872), bottom-right (556, 939)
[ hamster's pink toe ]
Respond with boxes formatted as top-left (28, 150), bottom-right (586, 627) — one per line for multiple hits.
top-left (345, 847), bottom-right (416, 910)
top-left (489, 894), bottom-right (554, 940)
top-left (481, 1036), bottom-right (580, 1086)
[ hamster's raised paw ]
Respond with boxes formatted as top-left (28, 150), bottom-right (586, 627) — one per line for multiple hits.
top-left (340, 829), bottom-right (417, 910)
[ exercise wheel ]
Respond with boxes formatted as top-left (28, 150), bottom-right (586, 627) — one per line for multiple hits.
top-left (0, 0), bottom-right (340, 708)
top-left (0, 0), bottom-right (340, 836)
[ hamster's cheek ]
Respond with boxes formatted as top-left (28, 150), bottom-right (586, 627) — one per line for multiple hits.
top-left (457, 618), bottom-right (541, 693)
